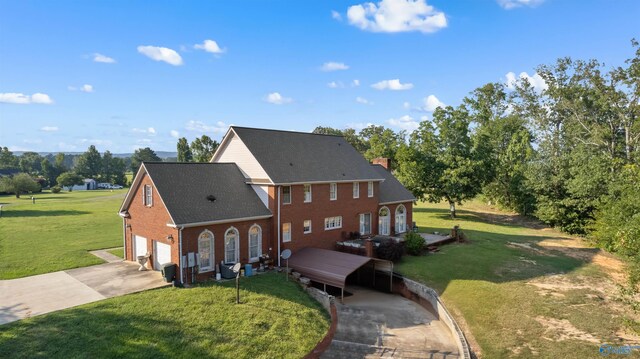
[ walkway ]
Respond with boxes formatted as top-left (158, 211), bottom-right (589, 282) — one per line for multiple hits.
top-left (322, 287), bottom-right (459, 359)
top-left (0, 261), bottom-right (168, 325)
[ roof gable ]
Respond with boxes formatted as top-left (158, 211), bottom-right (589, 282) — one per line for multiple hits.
top-left (372, 164), bottom-right (416, 204)
top-left (229, 126), bottom-right (384, 184)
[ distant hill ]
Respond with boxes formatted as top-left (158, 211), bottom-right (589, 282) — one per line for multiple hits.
top-left (13, 151), bottom-right (178, 159)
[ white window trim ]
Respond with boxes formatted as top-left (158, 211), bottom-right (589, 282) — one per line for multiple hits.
top-left (224, 226), bottom-right (240, 264)
top-left (197, 230), bottom-right (215, 272)
top-left (360, 213), bottom-right (372, 235)
top-left (378, 206), bottom-right (390, 236)
top-left (144, 185), bottom-right (153, 207)
top-left (283, 223), bottom-right (292, 242)
top-left (303, 184), bottom-right (312, 203)
top-left (248, 224), bottom-right (262, 263)
top-left (303, 220), bottom-right (312, 234)
top-left (282, 186), bottom-right (291, 205)
top-left (329, 183), bottom-right (337, 201)
top-left (395, 204), bottom-right (407, 234)
top-left (353, 182), bottom-right (359, 199)
top-left (324, 216), bottom-right (343, 231)
top-left (367, 181), bottom-right (374, 198)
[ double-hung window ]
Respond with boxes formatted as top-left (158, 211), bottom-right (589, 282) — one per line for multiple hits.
top-left (282, 223), bottom-right (291, 242)
top-left (303, 220), bottom-right (312, 234)
top-left (198, 230), bottom-right (214, 272)
top-left (353, 182), bottom-right (359, 198)
top-left (303, 184), bottom-right (312, 203)
top-left (367, 181), bottom-right (374, 197)
top-left (282, 186), bottom-right (291, 204)
top-left (329, 183), bottom-right (337, 201)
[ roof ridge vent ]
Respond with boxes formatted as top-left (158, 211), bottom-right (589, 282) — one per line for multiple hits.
top-left (206, 195), bottom-right (216, 202)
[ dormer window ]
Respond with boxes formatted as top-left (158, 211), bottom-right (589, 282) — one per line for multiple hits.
top-left (144, 185), bottom-right (153, 206)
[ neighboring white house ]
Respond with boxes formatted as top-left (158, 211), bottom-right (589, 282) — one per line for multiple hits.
top-left (70, 178), bottom-right (97, 191)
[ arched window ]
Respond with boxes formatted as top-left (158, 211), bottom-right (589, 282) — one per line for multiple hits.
top-left (378, 206), bottom-right (390, 235)
top-left (248, 224), bottom-right (262, 262)
top-left (395, 205), bottom-right (406, 233)
top-left (224, 227), bottom-right (239, 264)
top-left (198, 230), bottom-right (214, 272)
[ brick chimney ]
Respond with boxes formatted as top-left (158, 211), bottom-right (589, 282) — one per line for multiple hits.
top-left (372, 157), bottom-right (392, 170)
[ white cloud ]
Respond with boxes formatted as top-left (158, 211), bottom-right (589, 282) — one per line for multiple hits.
top-left (371, 79), bottom-right (414, 91)
top-left (81, 84), bottom-right (94, 93)
top-left (194, 39), bottom-right (226, 54)
top-left (387, 115), bottom-right (419, 131)
top-left (505, 71), bottom-right (548, 93)
top-left (23, 138), bottom-right (43, 144)
top-left (332, 10), bottom-right (343, 20)
top-left (186, 120), bottom-right (229, 134)
top-left (265, 92), bottom-right (293, 105)
top-left (57, 142), bottom-right (77, 151)
top-left (347, 0), bottom-right (447, 34)
top-left (351, 79), bottom-right (361, 87)
top-left (132, 127), bottom-right (157, 136)
top-left (40, 126), bottom-right (59, 132)
top-left (327, 81), bottom-right (344, 88)
top-left (356, 96), bottom-right (373, 105)
top-left (137, 45), bottom-right (183, 66)
top-left (79, 138), bottom-right (112, 146)
top-left (93, 53), bottom-right (116, 63)
top-left (321, 62), bottom-right (349, 72)
top-left (497, 0), bottom-right (544, 9)
top-left (0, 92), bottom-right (53, 104)
top-left (403, 101), bottom-right (411, 109)
top-left (346, 122), bottom-right (374, 130)
top-left (423, 94), bottom-right (445, 112)
top-left (170, 130), bottom-right (180, 138)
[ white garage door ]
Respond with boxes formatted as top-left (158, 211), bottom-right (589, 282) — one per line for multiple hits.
top-left (134, 235), bottom-right (147, 258)
top-left (153, 241), bottom-right (172, 270)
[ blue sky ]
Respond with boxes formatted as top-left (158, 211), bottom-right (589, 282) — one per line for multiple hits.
top-left (1, 0), bottom-right (638, 153)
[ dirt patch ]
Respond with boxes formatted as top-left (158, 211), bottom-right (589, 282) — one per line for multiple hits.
top-left (527, 274), bottom-right (615, 296)
top-left (511, 342), bottom-right (539, 356)
top-left (535, 316), bottom-right (600, 343)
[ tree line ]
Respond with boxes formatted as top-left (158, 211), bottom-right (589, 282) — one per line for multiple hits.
top-left (316, 40), bottom-right (640, 278)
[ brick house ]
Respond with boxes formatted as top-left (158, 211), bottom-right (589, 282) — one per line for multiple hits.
top-left (119, 126), bottom-right (415, 284)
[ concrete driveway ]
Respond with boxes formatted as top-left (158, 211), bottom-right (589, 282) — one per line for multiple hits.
top-left (0, 261), bottom-right (169, 325)
top-left (322, 287), bottom-right (460, 358)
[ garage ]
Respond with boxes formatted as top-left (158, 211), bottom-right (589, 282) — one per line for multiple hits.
top-left (134, 235), bottom-right (147, 258)
top-left (153, 241), bottom-right (172, 270)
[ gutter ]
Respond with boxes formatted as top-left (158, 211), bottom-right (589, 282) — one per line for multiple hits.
top-left (378, 199), bottom-right (417, 206)
top-left (277, 185), bottom-right (281, 267)
top-left (166, 214), bottom-right (273, 229)
top-left (271, 178), bottom-right (385, 186)
top-left (178, 225), bottom-right (184, 284)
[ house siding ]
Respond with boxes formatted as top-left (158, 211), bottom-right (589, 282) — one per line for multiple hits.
top-left (212, 130), bottom-right (270, 180)
top-left (124, 173), bottom-right (179, 270)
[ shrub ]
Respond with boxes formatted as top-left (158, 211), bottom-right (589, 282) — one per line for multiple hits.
top-left (376, 239), bottom-right (404, 262)
top-left (51, 186), bottom-right (62, 193)
top-left (404, 231), bottom-right (424, 256)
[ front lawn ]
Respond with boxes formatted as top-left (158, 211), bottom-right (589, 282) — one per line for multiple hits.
top-left (107, 247), bottom-right (124, 258)
top-left (0, 190), bottom-right (126, 279)
top-left (0, 273), bottom-right (329, 358)
top-left (396, 201), bottom-right (637, 358)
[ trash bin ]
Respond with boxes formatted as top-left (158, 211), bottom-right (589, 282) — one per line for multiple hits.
top-left (244, 264), bottom-right (253, 277)
top-left (160, 263), bottom-right (177, 283)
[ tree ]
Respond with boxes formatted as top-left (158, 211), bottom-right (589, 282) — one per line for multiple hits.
top-left (177, 137), bottom-right (193, 162)
top-left (359, 125), bottom-right (403, 167)
top-left (190, 135), bottom-right (218, 162)
top-left (40, 159), bottom-right (54, 188)
top-left (111, 157), bottom-right (127, 186)
top-left (0, 147), bottom-right (19, 169)
top-left (74, 145), bottom-right (102, 178)
top-left (396, 106), bottom-right (486, 218)
top-left (19, 152), bottom-right (43, 175)
top-left (56, 172), bottom-right (84, 192)
top-left (101, 151), bottom-right (114, 183)
top-left (0, 173), bottom-right (41, 198)
top-left (312, 126), bottom-right (368, 154)
top-left (130, 147), bottom-right (161, 173)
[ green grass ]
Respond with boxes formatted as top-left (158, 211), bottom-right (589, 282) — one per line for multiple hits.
top-left (0, 273), bottom-right (329, 359)
top-left (0, 190), bottom-right (126, 279)
top-left (396, 201), bottom-right (633, 358)
top-left (107, 247), bottom-right (124, 258)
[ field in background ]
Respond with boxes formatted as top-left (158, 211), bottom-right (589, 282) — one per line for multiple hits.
top-left (0, 190), bottom-right (126, 279)
top-left (396, 201), bottom-right (637, 358)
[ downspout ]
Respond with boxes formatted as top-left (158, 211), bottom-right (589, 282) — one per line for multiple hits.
top-left (277, 186), bottom-right (281, 267)
top-left (122, 218), bottom-right (126, 260)
top-left (178, 225), bottom-right (184, 284)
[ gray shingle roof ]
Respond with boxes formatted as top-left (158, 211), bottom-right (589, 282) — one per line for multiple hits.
top-left (231, 126), bottom-right (384, 184)
top-left (143, 162), bottom-right (271, 225)
top-left (371, 164), bottom-right (416, 204)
